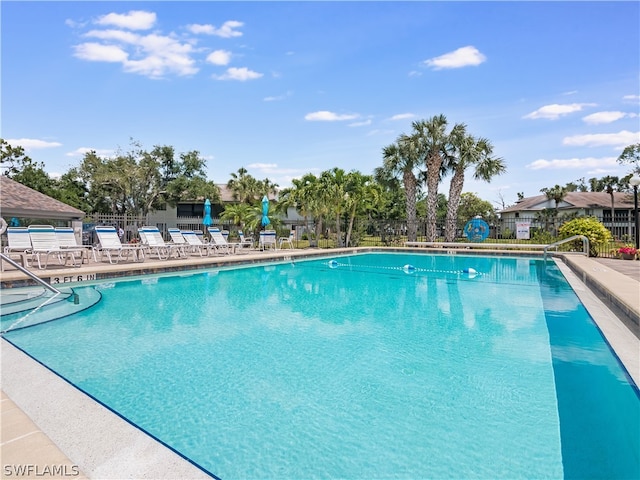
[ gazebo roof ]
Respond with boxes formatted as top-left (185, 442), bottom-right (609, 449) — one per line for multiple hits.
top-left (0, 175), bottom-right (85, 221)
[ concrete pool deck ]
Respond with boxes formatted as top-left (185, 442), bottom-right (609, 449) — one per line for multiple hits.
top-left (1, 248), bottom-right (638, 479)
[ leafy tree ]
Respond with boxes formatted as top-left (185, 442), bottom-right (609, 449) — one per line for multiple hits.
top-left (617, 143), bottom-right (640, 175)
top-left (457, 193), bottom-right (497, 225)
top-left (372, 166), bottom-right (408, 220)
top-left (77, 141), bottom-right (219, 216)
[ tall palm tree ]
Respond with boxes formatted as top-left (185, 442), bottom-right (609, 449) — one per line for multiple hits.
top-left (378, 135), bottom-right (422, 242)
top-left (411, 115), bottom-right (449, 241)
top-left (444, 127), bottom-right (506, 241)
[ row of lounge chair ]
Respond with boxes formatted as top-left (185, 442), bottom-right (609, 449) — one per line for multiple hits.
top-left (3, 225), bottom-right (294, 269)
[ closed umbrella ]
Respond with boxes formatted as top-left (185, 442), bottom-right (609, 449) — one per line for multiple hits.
top-left (203, 199), bottom-right (212, 230)
top-left (261, 196), bottom-right (271, 228)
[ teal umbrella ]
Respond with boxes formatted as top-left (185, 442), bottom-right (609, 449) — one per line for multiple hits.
top-left (261, 196), bottom-right (271, 227)
top-left (203, 199), bottom-right (212, 228)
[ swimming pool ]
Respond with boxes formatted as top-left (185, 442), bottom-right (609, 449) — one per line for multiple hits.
top-left (3, 252), bottom-right (639, 479)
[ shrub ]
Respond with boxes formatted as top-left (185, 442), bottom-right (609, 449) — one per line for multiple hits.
top-left (558, 217), bottom-right (612, 257)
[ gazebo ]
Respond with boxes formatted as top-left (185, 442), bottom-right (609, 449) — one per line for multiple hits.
top-left (0, 175), bottom-right (85, 240)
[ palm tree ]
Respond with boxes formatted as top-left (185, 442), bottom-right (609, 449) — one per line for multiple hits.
top-left (220, 203), bottom-right (255, 231)
top-left (411, 115), bottom-right (449, 241)
top-left (377, 135), bottom-right (422, 242)
top-left (540, 184), bottom-right (567, 235)
top-left (343, 171), bottom-right (382, 247)
top-left (444, 127), bottom-right (505, 241)
top-left (227, 167), bottom-right (260, 204)
top-left (319, 168), bottom-right (349, 247)
top-left (283, 173), bottom-right (326, 244)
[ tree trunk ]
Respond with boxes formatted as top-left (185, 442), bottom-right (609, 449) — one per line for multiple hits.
top-left (404, 170), bottom-right (418, 242)
top-left (425, 153), bottom-right (442, 242)
top-left (346, 207), bottom-right (356, 247)
top-left (445, 168), bottom-right (465, 242)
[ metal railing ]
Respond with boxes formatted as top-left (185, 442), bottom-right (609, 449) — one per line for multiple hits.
top-left (543, 235), bottom-right (589, 262)
top-left (0, 253), bottom-right (64, 295)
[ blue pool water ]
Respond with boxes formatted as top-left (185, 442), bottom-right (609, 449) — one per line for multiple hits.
top-left (4, 253), bottom-right (639, 479)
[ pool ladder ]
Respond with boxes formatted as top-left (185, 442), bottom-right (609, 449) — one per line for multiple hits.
top-left (543, 235), bottom-right (589, 262)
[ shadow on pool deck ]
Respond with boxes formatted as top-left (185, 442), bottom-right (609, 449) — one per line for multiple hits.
top-left (1, 248), bottom-right (638, 479)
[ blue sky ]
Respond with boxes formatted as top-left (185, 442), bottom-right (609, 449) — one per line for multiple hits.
top-left (3, 1), bottom-right (639, 208)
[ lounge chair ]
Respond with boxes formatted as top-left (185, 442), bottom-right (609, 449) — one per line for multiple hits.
top-left (168, 228), bottom-right (190, 249)
top-left (180, 230), bottom-right (212, 256)
top-left (3, 227), bottom-right (32, 269)
top-left (259, 230), bottom-right (277, 251)
top-left (139, 226), bottom-right (186, 260)
top-left (94, 226), bottom-right (145, 264)
top-left (278, 230), bottom-right (295, 249)
top-left (237, 230), bottom-right (255, 250)
top-left (207, 227), bottom-right (235, 255)
top-left (55, 227), bottom-right (93, 264)
top-left (27, 225), bottom-right (84, 269)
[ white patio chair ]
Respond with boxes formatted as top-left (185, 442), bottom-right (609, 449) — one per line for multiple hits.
top-left (94, 226), bottom-right (145, 264)
top-left (55, 227), bottom-right (93, 264)
top-left (3, 227), bottom-right (33, 269)
top-left (139, 226), bottom-right (186, 260)
top-left (180, 230), bottom-right (212, 256)
top-left (259, 230), bottom-right (277, 251)
top-left (168, 228), bottom-right (189, 247)
top-left (27, 225), bottom-right (84, 269)
top-left (207, 227), bottom-right (235, 255)
top-left (278, 230), bottom-right (295, 249)
top-left (237, 230), bottom-right (255, 251)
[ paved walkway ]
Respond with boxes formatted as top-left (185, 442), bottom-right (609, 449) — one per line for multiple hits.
top-left (1, 249), bottom-right (638, 479)
top-left (595, 256), bottom-right (640, 282)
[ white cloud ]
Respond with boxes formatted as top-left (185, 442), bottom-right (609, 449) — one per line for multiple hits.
top-left (562, 130), bottom-right (640, 148)
top-left (304, 111), bottom-right (359, 121)
top-left (84, 29), bottom-right (140, 43)
top-left (206, 50), bottom-right (232, 66)
top-left (523, 103), bottom-right (596, 120)
top-left (95, 11), bottom-right (156, 30)
top-left (73, 42), bottom-right (129, 62)
top-left (389, 113), bottom-right (415, 121)
top-left (70, 14), bottom-right (251, 78)
top-left (5, 138), bottom-right (62, 150)
top-left (66, 147), bottom-right (113, 157)
top-left (349, 119), bottom-right (372, 127)
top-left (74, 31), bottom-right (198, 77)
top-left (264, 91), bottom-right (292, 102)
top-left (247, 163), bottom-right (278, 172)
top-left (526, 156), bottom-right (618, 170)
top-left (623, 94), bottom-right (640, 103)
top-left (187, 20), bottom-right (243, 38)
top-left (212, 67), bottom-right (263, 81)
top-left (582, 111), bottom-right (637, 125)
top-left (423, 46), bottom-right (486, 70)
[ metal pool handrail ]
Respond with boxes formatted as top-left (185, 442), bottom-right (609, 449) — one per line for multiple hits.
top-left (543, 235), bottom-right (589, 261)
top-left (0, 252), bottom-right (64, 295)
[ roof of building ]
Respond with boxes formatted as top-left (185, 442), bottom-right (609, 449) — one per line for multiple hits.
top-left (500, 191), bottom-right (635, 213)
top-left (0, 175), bottom-right (85, 221)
